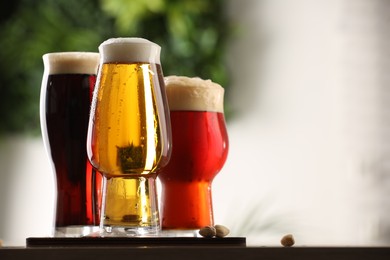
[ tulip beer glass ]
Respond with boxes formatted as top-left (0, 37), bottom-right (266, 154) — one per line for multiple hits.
top-left (87, 38), bottom-right (171, 236)
top-left (40, 52), bottom-right (102, 237)
top-left (159, 76), bottom-right (229, 236)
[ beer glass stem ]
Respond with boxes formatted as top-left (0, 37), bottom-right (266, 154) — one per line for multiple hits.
top-left (161, 181), bottom-right (214, 230)
top-left (99, 175), bottom-right (160, 236)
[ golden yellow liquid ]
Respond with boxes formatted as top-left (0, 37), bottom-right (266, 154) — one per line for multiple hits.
top-left (89, 63), bottom-right (163, 177)
top-left (88, 62), bottom-right (166, 228)
top-left (103, 177), bottom-right (158, 227)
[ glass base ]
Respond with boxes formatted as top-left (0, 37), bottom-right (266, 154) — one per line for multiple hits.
top-left (98, 176), bottom-right (160, 237)
top-left (54, 225), bottom-right (99, 237)
top-left (98, 225), bottom-right (160, 237)
top-left (160, 229), bottom-right (200, 237)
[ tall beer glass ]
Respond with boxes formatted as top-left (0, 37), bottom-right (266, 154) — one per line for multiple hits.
top-left (40, 52), bottom-right (102, 237)
top-left (159, 76), bottom-right (229, 236)
top-left (87, 38), bottom-right (171, 236)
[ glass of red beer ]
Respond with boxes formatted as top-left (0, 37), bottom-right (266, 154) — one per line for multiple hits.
top-left (40, 52), bottom-right (102, 237)
top-left (159, 76), bottom-right (229, 236)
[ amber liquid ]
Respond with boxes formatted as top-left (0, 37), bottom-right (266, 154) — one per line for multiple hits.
top-left (159, 111), bottom-right (229, 229)
top-left (43, 74), bottom-right (102, 227)
top-left (87, 63), bottom-right (168, 228)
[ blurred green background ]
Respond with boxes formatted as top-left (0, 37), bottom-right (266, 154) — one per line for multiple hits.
top-left (0, 0), bottom-right (230, 137)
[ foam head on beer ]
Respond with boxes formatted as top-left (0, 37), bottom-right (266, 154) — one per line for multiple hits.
top-left (43, 52), bottom-right (100, 75)
top-left (99, 37), bottom-right (161, 64)
top-left (164, 76), bottom-right (225, 113)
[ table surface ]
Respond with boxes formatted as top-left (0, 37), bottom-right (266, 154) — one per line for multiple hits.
top-left (1, 246), bottom-right (390, 260)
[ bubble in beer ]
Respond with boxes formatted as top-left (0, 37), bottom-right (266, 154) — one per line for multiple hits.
top-left (99, 37), bottom-right (161, 64)
top-left (43, 52), bottom-right (99, 75)
top-left (164, 76), bottom-right (225, 113)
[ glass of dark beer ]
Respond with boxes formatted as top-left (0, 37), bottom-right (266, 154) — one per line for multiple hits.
top-left (86, 38), bottom-right (172, 236)
top-left (158, 76), bottom-right (229, 236)
top-left (40, 52), bottom-right (102, 237)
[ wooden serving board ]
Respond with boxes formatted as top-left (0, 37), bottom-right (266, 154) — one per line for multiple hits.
top-left (26, 236), bottom-right (246, 247)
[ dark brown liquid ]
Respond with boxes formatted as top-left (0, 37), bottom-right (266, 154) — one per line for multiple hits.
top-left (43, 74), bottom-right (101, 227)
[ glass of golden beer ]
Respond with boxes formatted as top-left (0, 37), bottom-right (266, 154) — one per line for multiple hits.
top-left (40, 52), bottom-right (102, 237)
top-left (158, 76), bottom-right (229, 236)
top-left (87, 38), bottom-right (171, 236)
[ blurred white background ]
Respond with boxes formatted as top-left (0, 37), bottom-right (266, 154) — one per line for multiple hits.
top-left (214, 0), bottom-right (390, 246)
top-left (1, 0), bottom-right (390, 246)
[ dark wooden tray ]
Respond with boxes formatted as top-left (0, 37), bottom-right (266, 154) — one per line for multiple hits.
top-left (26, 236), bottom-right (246, 247)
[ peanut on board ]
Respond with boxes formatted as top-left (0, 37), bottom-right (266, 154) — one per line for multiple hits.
top-left (199, 224), bottom-right (230, 238)
top-left (214, 224), bottom-right (230, 238)
top-left (199, 226), bottom-right (217, 238)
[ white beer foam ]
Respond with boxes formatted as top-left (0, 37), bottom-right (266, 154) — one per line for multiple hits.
top-left (43, 52), bottom-right (99, 75)
top-left (165, 76), bottom-right (225, 113)
top-left (99, 37), bottom-right (161, 64)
